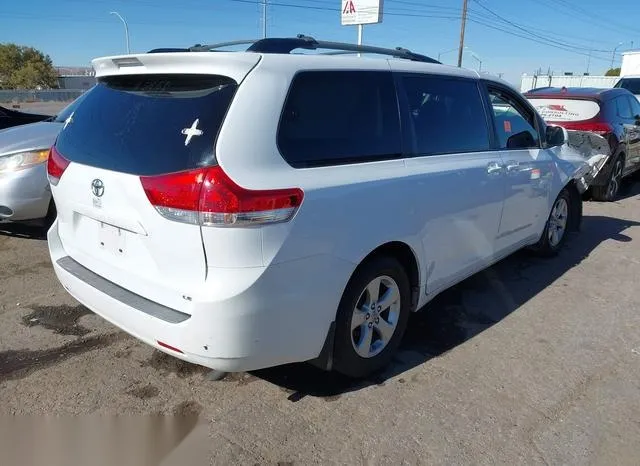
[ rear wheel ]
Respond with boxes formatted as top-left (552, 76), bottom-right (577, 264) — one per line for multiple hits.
top-left (333, 256), bottom-right (411, 378)
top-left (531, 189), bottom-right (571, 257)
top-left (592, 155), bottom-right (624, 202)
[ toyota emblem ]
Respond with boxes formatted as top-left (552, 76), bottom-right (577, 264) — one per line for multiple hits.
top-left (91, 179), bottom-right (105, 197)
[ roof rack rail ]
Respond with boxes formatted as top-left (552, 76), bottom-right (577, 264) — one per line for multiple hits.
top-left (191, 35), bottom-right (440, 64)
top-left (189, 40), bottom-right (258, 52)
top-left (147, 47), bottom-right (191, 53)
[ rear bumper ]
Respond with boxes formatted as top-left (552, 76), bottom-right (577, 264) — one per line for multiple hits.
top-left (0, 163), bottom-right (51, 221)
top-left (48, 220), bottom-right (352, 372)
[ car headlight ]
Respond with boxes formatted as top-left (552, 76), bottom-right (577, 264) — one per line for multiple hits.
top-left (0, 149), bottom-right (50, 174)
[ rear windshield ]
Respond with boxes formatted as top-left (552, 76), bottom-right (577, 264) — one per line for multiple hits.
top-left (527, 97), bottom-right (601, 122)
top-left (615, 78), bottom-right (640, 95)
top-left (55, 74), bottom-right (237, 176)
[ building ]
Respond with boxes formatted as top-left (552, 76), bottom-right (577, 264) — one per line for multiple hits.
top-left (57, 75), bottom-right (96, 90)
top-left (55, 66), bottom-right (96, 90)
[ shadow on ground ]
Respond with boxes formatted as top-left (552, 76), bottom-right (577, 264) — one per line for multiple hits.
top-left (616, 175), bottom-right (640, 201)
top-left (252, 214), bottom-right (640, 401)
top-left (0, 222), bottom-right (47, 240)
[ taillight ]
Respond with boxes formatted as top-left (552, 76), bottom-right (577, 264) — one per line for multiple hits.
top-left (560, 121), bottom-right (613, 136)
top-left (140, 166), bottom-right (304, 227)
top-left (47, 146), bottom-right (71, 186)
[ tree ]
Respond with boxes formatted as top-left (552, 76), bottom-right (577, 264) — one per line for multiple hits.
top-left (605, 67), bottom-right (621, 77)
top-left (0, 43), bottom-right (58, 89)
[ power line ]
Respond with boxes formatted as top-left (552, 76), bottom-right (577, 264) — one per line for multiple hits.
top-left (526, 0), bottom-right (640, 36)
top-left (467, 17), bottom-right (612, 63)
top-left (471, 0), bottom-right (613, 54)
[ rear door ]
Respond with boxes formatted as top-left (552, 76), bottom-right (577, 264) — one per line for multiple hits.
top-left (52, 55), bottom-right (259, 310)
top-left (486, 84), bottom-right (552, 254)
top-left (396, 73), bottom-right (505, 293)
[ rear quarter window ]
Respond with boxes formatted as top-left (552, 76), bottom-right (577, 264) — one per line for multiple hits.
top-left (277, 71), bottom-right (402, 168)
top-left (55, 74), bottom-right (237, 176)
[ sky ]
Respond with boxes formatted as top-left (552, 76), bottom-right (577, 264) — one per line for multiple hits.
top-left (2, 0), bottom-right (639, 85)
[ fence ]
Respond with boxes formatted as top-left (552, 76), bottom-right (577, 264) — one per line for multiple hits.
top-left (520, 75), bottom-right (620, 93)
top-left (0, 89), bottom-right (86, 103)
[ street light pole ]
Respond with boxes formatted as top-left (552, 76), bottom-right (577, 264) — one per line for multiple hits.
top-left (611, 41), bottom-right (634, 69)
top-left (110, 11), bottom-right (131, 54)
top-left (438, 47), bottom-right (460, 62)
top-left (261, 0), bottom-right (267, 39)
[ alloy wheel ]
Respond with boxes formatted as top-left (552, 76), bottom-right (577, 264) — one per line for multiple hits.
top-left (350, 275), bottom-right (401, 358)
top-left (548, 196), bottom-right (568, 247)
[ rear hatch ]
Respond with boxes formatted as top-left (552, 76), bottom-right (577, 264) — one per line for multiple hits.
top-left (50, 53), bottom-right (260, 311)
top-left (528, 97), bottom-right (601, 124)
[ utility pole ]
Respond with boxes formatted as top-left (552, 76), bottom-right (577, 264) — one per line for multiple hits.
top-left (261, 0), bottom-right (267, 39)
top-left (457, 0), bottom-right (468, 67)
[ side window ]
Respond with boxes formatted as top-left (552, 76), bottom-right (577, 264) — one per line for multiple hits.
top-left (627, 96), bottom-right (640, 119)
top-left (277, 71), bottom-right (401, 168)
top-left (488, 88), bottom-right (540, 149)
top-left (616, 96), bottom-right (633, 119)
top-left (397, 75), bottom-right (490, 156)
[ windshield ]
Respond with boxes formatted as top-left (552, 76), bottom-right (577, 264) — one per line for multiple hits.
top-left (614, 78), bottom-right (640, 95)
top-left (52, 92), bottom-right (90, 123)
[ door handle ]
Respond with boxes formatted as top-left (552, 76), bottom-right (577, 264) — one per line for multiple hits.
top-left (487, 161), bottom-right (503, 175)
top-left (504, 160), bottom-right (520, 172)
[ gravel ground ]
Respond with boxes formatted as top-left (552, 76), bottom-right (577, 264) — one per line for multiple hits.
top-left (0, 183), bottom-right (639, 465)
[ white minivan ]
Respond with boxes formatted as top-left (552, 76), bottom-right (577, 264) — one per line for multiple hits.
top-left (47, 37), bottom-right (588, 378)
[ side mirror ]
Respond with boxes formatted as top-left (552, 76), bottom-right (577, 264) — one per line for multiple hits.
top-left (546, 125), bottom-right (567, 147)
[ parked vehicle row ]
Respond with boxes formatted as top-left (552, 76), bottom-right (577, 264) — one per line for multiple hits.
top-left (526, 87), bottom-right (640, 201)
top-left (43, 37), bottom-right (605, 378)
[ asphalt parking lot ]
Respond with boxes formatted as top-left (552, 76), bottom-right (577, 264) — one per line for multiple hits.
top-left (1, 184), bottom-right (640, 465)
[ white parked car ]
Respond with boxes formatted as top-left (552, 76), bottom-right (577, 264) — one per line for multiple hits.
top-left (614, 76), bottom-right (640, 102)
top-left (48, 37), bottom-right (591, 378)
top-left (0, 96), bottom-right (86, 225)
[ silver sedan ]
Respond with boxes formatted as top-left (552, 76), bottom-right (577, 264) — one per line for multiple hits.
top-left (0, 97), bottom-right (84, 225)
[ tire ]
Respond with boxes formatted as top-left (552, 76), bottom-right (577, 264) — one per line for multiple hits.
top-left (333, 255), bottom-right (411, 378)
top-left (43, 200), bottom-right (57, 230)
top-left (531, 188), bottom-right (572, 257)
top-left (592, 155), bottom-right (624, 202)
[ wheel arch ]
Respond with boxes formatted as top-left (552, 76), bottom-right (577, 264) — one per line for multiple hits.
top-left (308, 240), bottom-right (421, 372)
top-left (358, 241), bottom-right (421, 311)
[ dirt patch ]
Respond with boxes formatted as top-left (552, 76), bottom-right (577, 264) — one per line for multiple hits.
top-left (0, 333), bottom-right (125, 381)
top-left (142, 350), bottom-right (209, 379)
top-left (173, 400), bottom-right (203, 416)
top-left (22, 305), bottom-right (93, 336)
top-left (222, 372), bottom-right (258, 386)
top-left (127, 384), bottom-right (160, 400)
top-left (0, 261), bottom-right (50, 279)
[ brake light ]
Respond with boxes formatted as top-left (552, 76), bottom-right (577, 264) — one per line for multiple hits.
top-left (47, 146), bottom-right (70, 186)
top-left (560, 121), bottom-right (613, 136)
top-left (140, 166), bottom-right (304, 227)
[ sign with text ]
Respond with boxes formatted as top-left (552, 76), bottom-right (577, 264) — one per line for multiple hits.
top-left (341, 0), bottom-right (384, 26)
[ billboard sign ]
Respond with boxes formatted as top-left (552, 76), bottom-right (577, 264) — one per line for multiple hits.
top-left (341, 0), bottom-right (384, 26)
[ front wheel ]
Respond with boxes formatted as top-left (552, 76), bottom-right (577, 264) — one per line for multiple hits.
top-left (333, 256), bottom-right (411, 378)
top-left (531, 189), bottom-right (571, 257)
